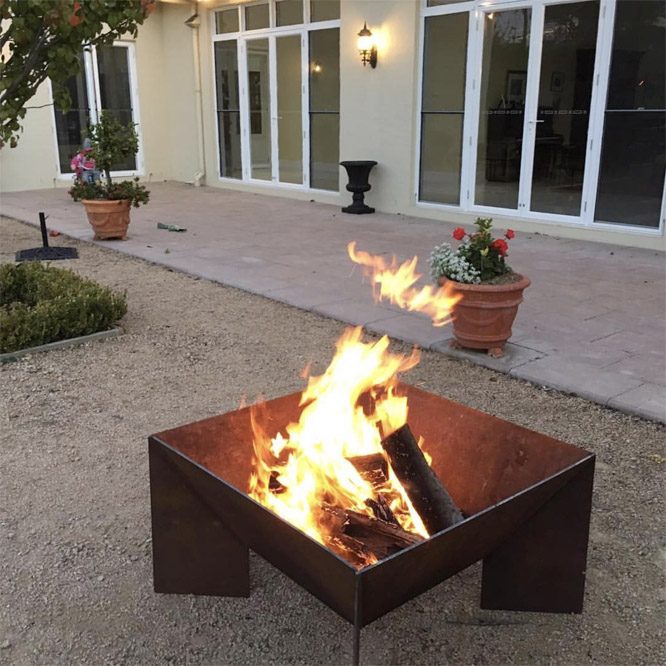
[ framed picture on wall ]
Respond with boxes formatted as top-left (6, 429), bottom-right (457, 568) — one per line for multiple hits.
top-left (506, 70), bottom-right (527, 106)
top-left (550, 71), bottom-right (565, 92)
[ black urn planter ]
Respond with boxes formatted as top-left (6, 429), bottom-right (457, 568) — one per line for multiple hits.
top-left (340, 160), bottom-right (377, 214)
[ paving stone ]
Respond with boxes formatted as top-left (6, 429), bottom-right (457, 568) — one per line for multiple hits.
top-left (607, 383), bottom-right (666, 423)
top-left (3, 182), bottom-right (664, 423)
top-left (511, 357), bottom-right (644, 405)
top-left (430, 338), bottom-right (545, 372)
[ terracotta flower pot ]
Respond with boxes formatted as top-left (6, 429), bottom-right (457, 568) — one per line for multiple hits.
top-left (82, 199), bottom-right (131, 240)
top-left (440, 275), bottom-right (531, 358)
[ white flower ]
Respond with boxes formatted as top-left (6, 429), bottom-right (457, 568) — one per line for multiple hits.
top-left (429, 243), bottom-right (481, 285)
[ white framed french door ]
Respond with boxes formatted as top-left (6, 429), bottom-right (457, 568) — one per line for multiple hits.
top-left (51, 41), bottom-right (142, 177)
top-left (418, 0), bottom-right (664, 233)
top-left (466, 0), bottom-right (603, 221)
top-left (239, 31), bottom-right (309, 186)
top-left (212, 2), bottom-right (341, 193)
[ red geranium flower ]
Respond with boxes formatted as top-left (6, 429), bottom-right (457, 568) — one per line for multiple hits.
top-left (491, 238), bottom-right (509, 256)
top-left (452, 227), bottom-right (466, 241)
top-left (505, 229), bottom-right (515, 240)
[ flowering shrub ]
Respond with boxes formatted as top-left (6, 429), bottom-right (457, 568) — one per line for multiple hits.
top-left (69, 177), bottom-right (150, 208)
top-left (429, 218), bottom-right (515, 285)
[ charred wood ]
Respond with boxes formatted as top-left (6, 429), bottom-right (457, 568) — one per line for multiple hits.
top-left (380, 423), bottom-right (463, 534)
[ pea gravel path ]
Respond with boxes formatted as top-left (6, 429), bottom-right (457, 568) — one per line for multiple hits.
top-left (1, 217), bottom-right (664, 666)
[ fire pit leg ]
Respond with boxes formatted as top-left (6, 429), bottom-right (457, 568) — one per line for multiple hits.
top-left (480, 457), bottom-right (594, 613)
top-left (148, 440), bottom-right (250, 597)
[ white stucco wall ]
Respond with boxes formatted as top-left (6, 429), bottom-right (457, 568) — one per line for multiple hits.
top-left (1, 0), bottom-right (664, 250)
top-left (0, 1), bottom-right (200, 191)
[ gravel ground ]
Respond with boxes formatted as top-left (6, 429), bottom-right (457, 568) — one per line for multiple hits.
top-left (1, 217), bottom-right (664, 666)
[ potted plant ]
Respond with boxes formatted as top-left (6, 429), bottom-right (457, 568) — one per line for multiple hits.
top-left (69, 112), bottom-right (149, 240)
top-left (429, 218), bottom-right (530, 358)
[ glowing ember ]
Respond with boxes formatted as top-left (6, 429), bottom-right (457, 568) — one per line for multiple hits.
top-left (249, 327), bottom-right (429, 566)
top-left (347, 241), bottom-right (460, 326)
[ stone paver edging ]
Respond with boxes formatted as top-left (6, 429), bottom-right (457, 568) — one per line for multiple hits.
top-left (0, 328), bottom-right (122, 364)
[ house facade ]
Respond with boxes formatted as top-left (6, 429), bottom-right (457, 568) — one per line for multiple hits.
top-left (1, 0), bottom-right (664, 250)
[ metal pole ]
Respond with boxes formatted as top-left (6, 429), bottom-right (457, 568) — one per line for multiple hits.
top-left (352, 577), bottom-right (361, 666)
top-left (39, 212), bottom-right (49, 248)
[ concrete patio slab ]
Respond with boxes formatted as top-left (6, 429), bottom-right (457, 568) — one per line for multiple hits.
top-left (2, 181), bottom-right (664, 422)
top-left (608, 383), bottom-right (666, 423)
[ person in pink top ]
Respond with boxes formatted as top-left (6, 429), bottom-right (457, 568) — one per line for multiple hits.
top-left (70, 138), bottom-right (100, 183)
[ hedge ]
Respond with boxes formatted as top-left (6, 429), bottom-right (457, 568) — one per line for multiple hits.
top-left (0, 262), bottom-right (127, 354)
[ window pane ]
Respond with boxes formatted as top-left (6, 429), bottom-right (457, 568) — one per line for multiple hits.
top-left (53, 55), bottom-right (89, 173)
top-left (215, 8), bottom-right (239, 34)
top-left (277, 0), bottom-right (303, 26)
top-left (530, 1), bottom-right (599, 217)
top-left (214, 41), bottom-right (242, 179)
top-left (309, 28), bottom-right (339, 190)
top-left (310, 114), bottom-right (339, 190)
top-left (422, 13), bottom-right (467, 113)
top-left (245, 3), bottom-right (269, 30)
top-left (420, 114), bottom-right (464, 204)
top-left (427, 0), bottom-right (465, 6)
top-left (247, 39), bottom-right (272, 180)
top-left (309, 27), bottom-right (339, 112)
top-left (475, 9), bottom-right (531, 209)
top-left (595, 0), bottom-right (665, 227)
top-left (277, 35), bottom-right (302, 184)
top-left (419, 12), bottom-right (468, 205)
top-left (310, 0), bottom-right (339, 22)
top-left (96, 45), bottom-right (135, 171)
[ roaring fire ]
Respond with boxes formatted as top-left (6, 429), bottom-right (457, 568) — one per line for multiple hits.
top-left (249, 327), bottom-right (429, 566)
top-left (347, 241), bottom-right (461, 326)
top-left (249, 243), bottom-right (458, 568)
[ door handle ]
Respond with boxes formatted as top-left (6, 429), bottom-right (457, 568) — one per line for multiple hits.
top-left (528, 119), bottom-right (545, 123)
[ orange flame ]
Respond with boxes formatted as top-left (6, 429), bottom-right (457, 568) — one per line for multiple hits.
top-left (347, 241), bottom-right (460, 326)
top-left (249, 327), bottom-right (428, 566)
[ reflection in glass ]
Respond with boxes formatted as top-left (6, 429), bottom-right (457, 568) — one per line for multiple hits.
top-left (214, 41), bottom-right (242, 179)
top-left (247, 39), bottom-right (272, 180)
top-left (309, 28), bottom-right (339, 190)
top-left (595, 0), bottom-right (665, 227)
top-left (245, 3), bottom-right (270, 31)
top-left (53, 54), bottom-right (89, 173)
top-left (96, 45), bottom-right (136, 170)
top-left (419, 12), bottom-right (468, 205)
top-left (276, 36), bottom-right (303, 184)
top-left (216, 9), bottom-right (239, 34)
top-left (276, 0), bottom-right (303, 27)
top-left (530, 2), bottom-right (599, 216)
top-left (475, 10), bottom-right (531, 209)
top-left (310, 0), bottom-right (340, 23)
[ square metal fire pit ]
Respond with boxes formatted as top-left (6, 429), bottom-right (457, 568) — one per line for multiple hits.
top-left (148, 384), bottom-right (594, 663)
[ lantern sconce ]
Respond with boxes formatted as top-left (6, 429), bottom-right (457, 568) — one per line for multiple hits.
top-left (357, 22), bottom-right (377, 69)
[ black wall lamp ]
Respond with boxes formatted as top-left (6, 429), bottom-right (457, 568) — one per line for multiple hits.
top-left (357, 22), bottom-right (377, 68)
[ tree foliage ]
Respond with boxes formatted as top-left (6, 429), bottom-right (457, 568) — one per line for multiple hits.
top-left (0, 0), bottom-right (156, 148)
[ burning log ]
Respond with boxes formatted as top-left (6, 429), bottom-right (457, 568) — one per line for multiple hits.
top-left (365, 496), bottom-right (399, 526)
top-left (344, 510), bottom-right (422, 559)
top-left (347, 453), bottom-right (388, 488)
top-left (320, 504), bottom-right (423, 564)
top-left (381, 423), bottom-right (463, 534)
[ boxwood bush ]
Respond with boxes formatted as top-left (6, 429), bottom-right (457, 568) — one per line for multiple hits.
top-left (0, 262), bottom-right (127, 354)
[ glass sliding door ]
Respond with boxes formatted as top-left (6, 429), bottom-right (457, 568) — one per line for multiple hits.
top-left (52, 45), bottom-right (138, 174)
top-left (475, 9), bottom-right (532, 209)
top-left (53, 53), bottom-right (90, 173)
top-left (214, 41), bottom-right (242, 179)
top-left (594, 0), bottom-right (665, 227)
top-left (309, 28), bottom-right (340, 191)
top-left (529, 1), bottom-right (599, 216)
top-left (419, 12), bottom-right (468, 205)
top-left (96, 44), bottom-right (136, 171)
top-left (276, 35), bottom-right (303, 184)
top-left (247, 39), bottom-right (273, 181)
